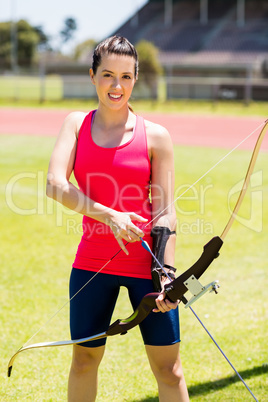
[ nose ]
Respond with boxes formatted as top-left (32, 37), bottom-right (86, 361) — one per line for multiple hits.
top-left (112, 76), bottom-right (121, 89)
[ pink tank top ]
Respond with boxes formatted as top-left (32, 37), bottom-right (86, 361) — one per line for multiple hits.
top-left (72, 110), bottom-right (153, 278)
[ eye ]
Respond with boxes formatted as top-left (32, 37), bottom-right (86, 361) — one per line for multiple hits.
top-left (123, 75), bottom-right (131, 80)
top-left (103, 73), bottom-right (112, 78)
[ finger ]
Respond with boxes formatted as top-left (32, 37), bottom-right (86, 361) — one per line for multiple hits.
top-left (155, 293), bottom-right (178, 312)
top-left (119, 230), bottom-right (137, 244)
top-left (129, 213), bottom-right (148, 223)
top-left (164, 299), bottom-right (179, 310)
top-left (155, 300), bottom-right (169, 313)
top-left (110, 223), bottom-right (120, 237)
top-left (111, 224), bottom-right (133, 243)
top-left (128, 223), bottom-right (146, 238)
top-left (156, 292), bottom-right (165, 302)
top-left (126, 229), bottom-right (140, 242)
top-left (112, 220), bottom-right (143, 240)
top-left (155, 296), bottom-right (169, 313)
top-left (153, 295), bottom-right (162, 313)
top-left (115, 237), bottom-right (129, 255)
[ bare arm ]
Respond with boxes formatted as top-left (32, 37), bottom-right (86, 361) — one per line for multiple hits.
top-left (46, 112), bottom-right (146, 253)
top-left (147, 122), bottom-right (177, 264)
top-left (146, 121), bottom-right (178, 311)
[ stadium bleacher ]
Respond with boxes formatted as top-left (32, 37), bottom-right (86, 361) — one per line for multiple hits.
top-left (114, 0), bottom-right (268, 57)
top-left (111, 0), bottom-right (268, 100)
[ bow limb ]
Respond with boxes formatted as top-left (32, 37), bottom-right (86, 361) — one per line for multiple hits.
top-left (160, 120), bottom-right (268, 302)
top-left (221, 119), bottom-right (268, 240)
top-left (7, 292), bottom-right (160, 377)
top-left (7, 331), bottom-right (108, 377)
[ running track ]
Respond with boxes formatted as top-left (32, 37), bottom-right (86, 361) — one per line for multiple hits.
top-left (0, 108), bottom-right (267, 150)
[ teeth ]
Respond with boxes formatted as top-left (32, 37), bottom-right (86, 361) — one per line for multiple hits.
top-left (109, 94), bottom-right (121, 99)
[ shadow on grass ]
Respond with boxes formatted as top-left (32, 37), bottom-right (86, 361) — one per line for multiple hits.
top-left (133, 365), bottom-right (267, 401)
top-left (187, 364), bottom-right (267, 398)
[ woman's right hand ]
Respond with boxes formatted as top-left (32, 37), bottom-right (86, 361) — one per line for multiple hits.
top-left (108, 211), bottom-right (148, 254)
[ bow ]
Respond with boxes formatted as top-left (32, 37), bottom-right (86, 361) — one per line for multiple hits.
top-left (7, 235), bottom-right (222, 377)
top-left (8, 119), bottom-right (268, 378)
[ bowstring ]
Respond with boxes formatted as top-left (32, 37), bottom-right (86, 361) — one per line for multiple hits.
top-left (22, 119), bottom-right (266, 348)
top-left (23, 249), bottom-right (124, 347)
top-left (144, 120), bottom-right (265, 229)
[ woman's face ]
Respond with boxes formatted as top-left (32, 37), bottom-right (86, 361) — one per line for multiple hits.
top-left (90, 53), bottom-right (137, 110)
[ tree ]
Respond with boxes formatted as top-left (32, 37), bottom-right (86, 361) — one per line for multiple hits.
top-left (34, 26), bottom-right (51, 51)
top-left (73, 39), bottom-right (98, 61)
top-left (135, 40), bottom-right (162, 98)
top-left (0, 20), bottom-right (49, 68)
top-left (60, 18), bottom-right (77, 45)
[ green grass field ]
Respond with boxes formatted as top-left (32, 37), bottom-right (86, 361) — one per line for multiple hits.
top-left (0, 133), bottom-right (267, 401)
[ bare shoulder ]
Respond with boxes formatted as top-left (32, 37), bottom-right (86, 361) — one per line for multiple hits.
top-left (65, 111), bottom-right (87, 121)
top-left (144, 119), bottom-right (170, 138)
top-left (144, 118), bottom-right (173, 154)
top-left (61, 111), bottom-right (87, 138)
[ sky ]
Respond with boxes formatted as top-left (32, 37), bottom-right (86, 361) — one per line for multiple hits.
top-left (0, 0), bottom-right (148, 53)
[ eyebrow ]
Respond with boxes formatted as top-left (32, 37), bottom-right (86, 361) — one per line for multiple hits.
top-left (101, 69), bottom-right (133, 75)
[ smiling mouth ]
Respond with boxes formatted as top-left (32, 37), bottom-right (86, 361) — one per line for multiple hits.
top-left (108, 93), bottom-right (123, 101)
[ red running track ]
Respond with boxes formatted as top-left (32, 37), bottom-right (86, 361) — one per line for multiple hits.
top-left (0, 108), bottom-right (267, 150)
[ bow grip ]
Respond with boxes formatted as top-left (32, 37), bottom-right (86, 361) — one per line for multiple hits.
top-left (164, 236), bottom-right (223, 302)
top-left (106, 292), bottom-right (160, 336)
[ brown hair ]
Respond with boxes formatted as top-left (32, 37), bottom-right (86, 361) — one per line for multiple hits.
top-left (92, 35), bottom-right (139, 78)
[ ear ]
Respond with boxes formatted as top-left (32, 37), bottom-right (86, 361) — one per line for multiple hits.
top-left (89, 68), bottom-right (95, 85)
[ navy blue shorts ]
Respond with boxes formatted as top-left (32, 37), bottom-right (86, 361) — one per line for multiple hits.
top-left (69, 268), bottom-right (180, 347)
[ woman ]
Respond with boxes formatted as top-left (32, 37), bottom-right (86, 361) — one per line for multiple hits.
top-left (47, 35), bottom-right (189, 402)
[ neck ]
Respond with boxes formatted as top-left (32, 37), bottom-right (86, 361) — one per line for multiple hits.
top-left (95, 104), bottom-right (131, 129)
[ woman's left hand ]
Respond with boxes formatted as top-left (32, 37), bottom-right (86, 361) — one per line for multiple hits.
top-left (153, 292), bottom-right (179, 313)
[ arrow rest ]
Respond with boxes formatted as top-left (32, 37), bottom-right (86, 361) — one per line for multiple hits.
top-left (182, 275), bottom-right (220, 308)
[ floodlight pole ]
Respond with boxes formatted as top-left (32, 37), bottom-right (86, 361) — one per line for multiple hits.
top-left (237, 0), bottom-right (245, 27)
top-left (130, 0), bottom-right (139, 28)
top-left (200, 0), bottom-right (208, 25)
top-left (10, 0), bottom-right (18, 73)
top-left (165, 0), bottom-right (173, 27)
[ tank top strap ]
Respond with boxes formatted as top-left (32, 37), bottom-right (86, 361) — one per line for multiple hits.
top-left (133, 114), bottom-right (149, 159)
top-left (76, 110), bottom-right (94, 146)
